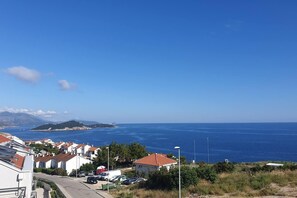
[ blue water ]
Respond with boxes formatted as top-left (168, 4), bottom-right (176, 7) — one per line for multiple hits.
top-left (3, 123), bottom-right (297, 163)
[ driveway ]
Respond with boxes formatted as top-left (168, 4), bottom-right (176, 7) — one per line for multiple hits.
top-left (34, 173), bottom-right (113, 198)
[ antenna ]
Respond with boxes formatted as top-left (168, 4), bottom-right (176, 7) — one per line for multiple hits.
top-left (207, 137), bottom-right (209, 163)
top-left (193, 140), bottom-right (196, 163)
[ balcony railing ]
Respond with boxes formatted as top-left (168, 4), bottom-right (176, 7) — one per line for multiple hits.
top-left (0, 187), bottom-right (26, 198)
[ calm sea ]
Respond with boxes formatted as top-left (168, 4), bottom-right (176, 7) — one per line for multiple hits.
top-left (3, 123), bottom-right (297, 163)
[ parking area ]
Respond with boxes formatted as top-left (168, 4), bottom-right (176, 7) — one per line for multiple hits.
top-left (80, 177), bottom-right (110, 190)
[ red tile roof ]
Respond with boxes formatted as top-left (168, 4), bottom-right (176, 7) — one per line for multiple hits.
top-left (76, 144), bottom-right (84, 149)
top-left (35, 155), bottom-right (54, 162)
top-left (53, 153), bottom-right (76, 162)
top-left (134, 153), bottom-right (177, 166)
top-left (11, 154), bottom-right (25, 169)
top-left (88, 147), bottom-right (98, 152)
top-left (0, 135), bottom-right (11, 143)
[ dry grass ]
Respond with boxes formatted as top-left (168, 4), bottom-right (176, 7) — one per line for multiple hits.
top-left (111, 188), bottom-right (178, 198)
top-left (111, 169), bottom-right (297, 198)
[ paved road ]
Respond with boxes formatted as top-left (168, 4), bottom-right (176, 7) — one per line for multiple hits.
top-left (34, 173), bottom-right (113, 198)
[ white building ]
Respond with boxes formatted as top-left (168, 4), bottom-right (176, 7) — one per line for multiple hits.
top-left (134, 153), bottom-right (177, 175)
top-left (51, 153), bottom-right (92, 175)
top-left (0, 134), bottom-right (35, 198)
top-left (87, 146), bottom-right (100, 160)
top-left (34, 155), bottom-right (54, 169)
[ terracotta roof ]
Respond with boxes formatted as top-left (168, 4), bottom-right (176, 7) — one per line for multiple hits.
top-left (35, 155), bottom-right (54, 162)
top-left (0, 135), bottom-right (11, 143)
top-left (11, 154), bottom-right (25, 169)
top-left (88, 147), bottom-right (98, 152)
top-left (134, 153), bottom-right (177, 167)
top-left (55, 142), bottom-right (64, 147)
top-left (76, 144), bottom-right (84, 149)
top-left (53, 153), bottom-right (76, 162)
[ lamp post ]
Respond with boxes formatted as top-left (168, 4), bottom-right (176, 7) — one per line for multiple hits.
top-left (174, 146), bottom-right (181, 198)
top-left (106, 146), bottom-right (109, 193)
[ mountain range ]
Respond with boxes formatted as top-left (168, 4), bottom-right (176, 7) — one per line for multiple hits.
top-left (0, 112), bottom-right (114, 129)
top-left (0, 111), bottom-right (46, 127)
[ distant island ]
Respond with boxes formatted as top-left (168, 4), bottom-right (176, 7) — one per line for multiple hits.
top-left (32, 120), bottom-right (115, 131)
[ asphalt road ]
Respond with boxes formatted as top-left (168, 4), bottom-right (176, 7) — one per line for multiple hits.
top-left (34, 173), bottom-right (113, 198)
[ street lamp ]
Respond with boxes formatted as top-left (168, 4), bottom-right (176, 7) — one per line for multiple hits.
top-left (174, 146), bottom-right (181, 198)
top-left (106, 146), bottom-right (109, 193)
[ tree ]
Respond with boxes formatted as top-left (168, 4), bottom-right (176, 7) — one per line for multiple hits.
top-left (128, 143), bottom-right (148, 161)
top-left (80, 163), bottom-right (95, 173)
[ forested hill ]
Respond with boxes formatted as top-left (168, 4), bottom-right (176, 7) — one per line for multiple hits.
top-left (32, 120), bottom-right (115, 131)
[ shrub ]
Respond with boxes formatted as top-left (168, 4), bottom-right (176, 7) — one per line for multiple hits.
top-left (34, 168), bottom-right (42, 173)
top-left (195, 166), bottom-right (217, 183)
top-left (41, 168), bottom-right (55, 175)
top-left (52, 168), bottom-right (67, 176)
top-left (213, 161), bottom-right (235, 173)
top-left (147, 166), bottom-right (198, 190)
top-left (250, 174), bottom-right (271, 190)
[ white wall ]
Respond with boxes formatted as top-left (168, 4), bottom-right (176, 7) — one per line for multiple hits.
top-left (135, 163), bottom-right (176, 175)
top-left (0, 155), bottom-right (33, 198)
top-left (135, 164), bottom-right (159, 175)
top-left (65, 156), bottom-right (92, 175)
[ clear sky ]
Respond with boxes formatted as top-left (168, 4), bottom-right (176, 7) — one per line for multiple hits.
top-left (0, 0), bottom-right (297, 123)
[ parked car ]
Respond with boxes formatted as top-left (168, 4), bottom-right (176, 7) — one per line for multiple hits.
top-left (96, 165), bottom-right (107, 175)
top-left (87, 176), bottom-right (99, 184)
top-left (110, 175), bottom-right (127, 183)
top-left (78, 171), bottom-right (86, 177)
top-left (99, 170), bottom-right (121, 181)
top-left (122, 177), bottom-right (147, 185)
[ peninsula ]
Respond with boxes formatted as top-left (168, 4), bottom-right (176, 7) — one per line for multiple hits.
top-left (31, 120), bottom-right (115, 131)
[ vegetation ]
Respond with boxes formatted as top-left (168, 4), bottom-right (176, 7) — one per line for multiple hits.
top-left (79, 163), bottom-right (95, 173)
top-left (93, 142), bottom-right (148, 169)
top-left (111, 161), bottom-right (297, 198)
top-left (30, 143), bottom-right (60, 154)
top-left (37, 178), bottom-right (66, 198)
top-left (34, 168), bottom-right (67, 176)
top-left (32, 120), bottom-right (115, 131)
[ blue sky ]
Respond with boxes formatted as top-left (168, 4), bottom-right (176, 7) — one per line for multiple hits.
top-left (0, 0), bottom-right (297, 123)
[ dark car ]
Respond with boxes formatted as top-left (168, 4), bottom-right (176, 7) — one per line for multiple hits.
top-left (78, 171), bottom-right (86, 177)
top-left (87, 176), bottom-right (99, 184)
top-left (122, 178), bottom-right (137, 185)
top-left (123, 177), bottom-right (146, 185)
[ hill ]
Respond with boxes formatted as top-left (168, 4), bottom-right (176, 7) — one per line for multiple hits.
top-left (32, 120), bottom-right (115, 131)
top-left (0, 111), bottom-right (47, 127)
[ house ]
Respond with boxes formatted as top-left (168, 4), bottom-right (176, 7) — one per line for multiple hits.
top-left (134, 153), bottom-right (177, 175)
top-left (60, 142), bottom-right (78, 153)
top-left (0, 135), bottom-right (36, 198)
top-left (87, 146), bottom-right (100, 160)
top-left (54, 142), bottom-right (65, 149)
top-left (74, 144), bottom-right (84, 155)
top-left (51, 153), bottom-right (92, 175)
top-left (34, 155), bottom-right (54, 169)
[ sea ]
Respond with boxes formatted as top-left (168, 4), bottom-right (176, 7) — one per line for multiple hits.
top-left (3, 123), bottom-right (297, 163)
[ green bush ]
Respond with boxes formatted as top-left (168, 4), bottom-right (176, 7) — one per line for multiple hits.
top-left (250, 174), bottom-right (271, 190)
top-left (147, 166), bottom-right (198, 190)
top-left (52, 168), bottom-right (67, 176)
top-left (41, 168), bottom-right (55, 175)
top-left (34, 168), bottom-right (42, 173)
top-left (195, 166), bottom-right (217, 183)
top-left (213, 161), bottom-right (235, 173)
top-left (38, 178), bottom-right (66, 198)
